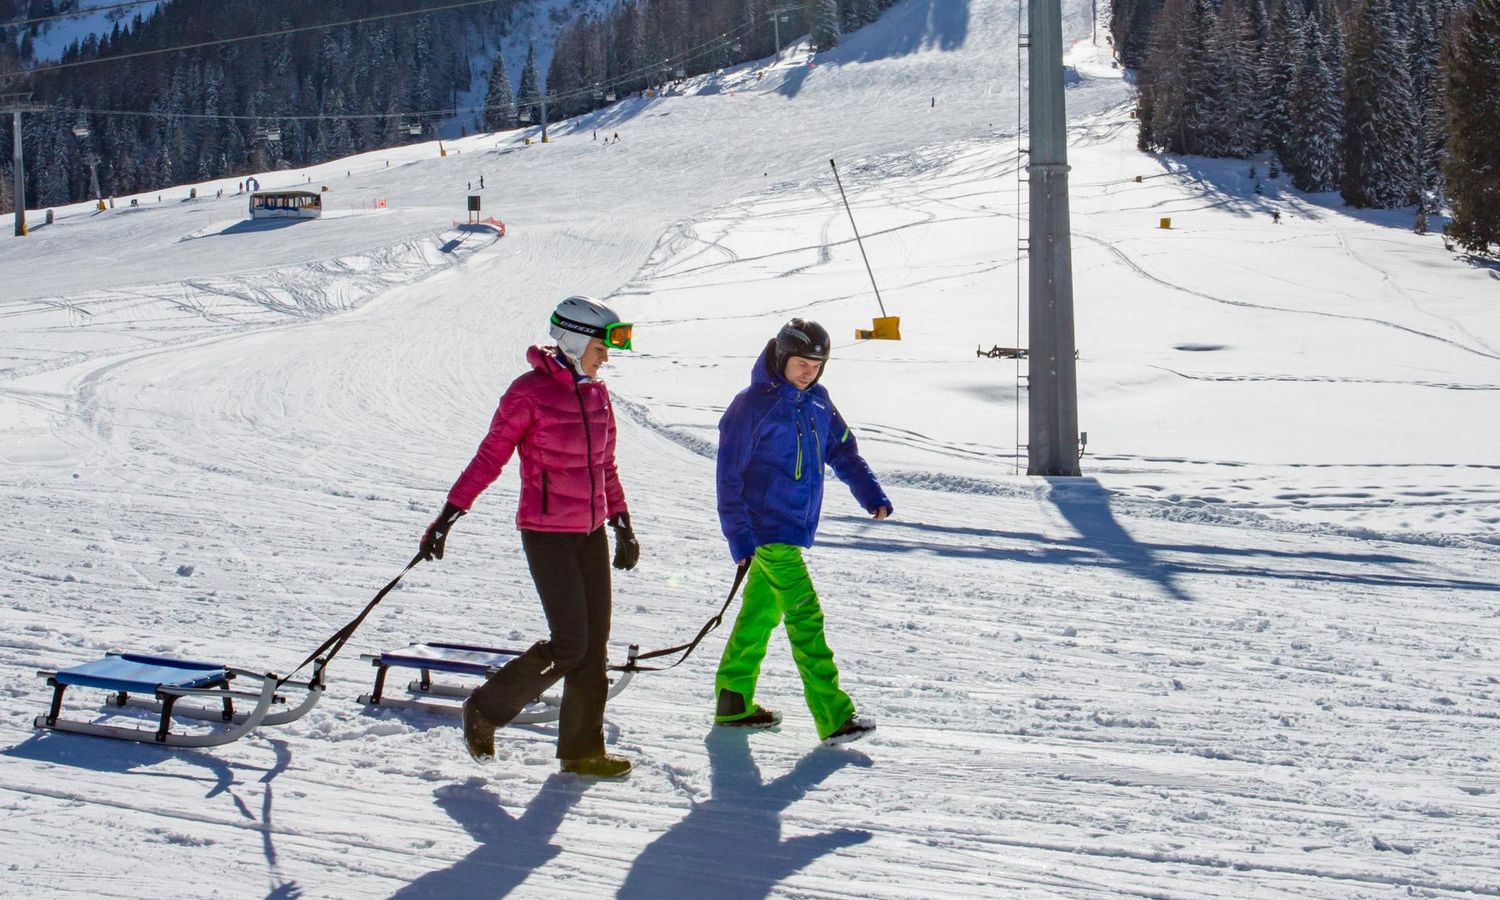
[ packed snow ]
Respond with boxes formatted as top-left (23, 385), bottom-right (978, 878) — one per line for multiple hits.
top-left (1, 0), bottom-right (1497, 897)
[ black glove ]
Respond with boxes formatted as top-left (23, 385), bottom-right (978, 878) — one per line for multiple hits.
top-left (420, 502), bottom-right (466, 561)
top-left (609, 512), bottom-right (639, 570)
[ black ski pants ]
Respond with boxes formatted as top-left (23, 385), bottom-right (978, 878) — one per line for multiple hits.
top-left (468, 527), bottom-right (612, 760)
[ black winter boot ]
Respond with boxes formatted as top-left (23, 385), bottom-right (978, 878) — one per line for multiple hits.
top-left (461, 697), bottom-right (496, 761)
top-left (560, 754), bottom-right (632, 779)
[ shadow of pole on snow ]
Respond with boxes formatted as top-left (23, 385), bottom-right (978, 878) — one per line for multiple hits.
top-left (1048, 477), bottom-right (1196, 604)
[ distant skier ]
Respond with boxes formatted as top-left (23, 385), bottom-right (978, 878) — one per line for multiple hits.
top-left (713, 319), bottom-right (890, 745)
top-left (480, 175), bottom-right (485, 189)
top-left (419, 296), bottom-right (640, 780)
top-left (1272, 211), bottom-right (1282, 224)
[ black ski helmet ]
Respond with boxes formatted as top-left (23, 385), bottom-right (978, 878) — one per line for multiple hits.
top-left (769, 318), bottom-right (830, 383)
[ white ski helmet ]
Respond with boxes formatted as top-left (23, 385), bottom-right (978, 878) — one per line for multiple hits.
top-left (549, 295), bottom-right (629, 364)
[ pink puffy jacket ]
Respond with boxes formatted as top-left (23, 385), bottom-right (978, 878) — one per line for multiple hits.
top-left (447, 345), bottom-right (627, 532)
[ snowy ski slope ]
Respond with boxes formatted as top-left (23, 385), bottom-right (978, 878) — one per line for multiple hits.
top-left (1, 0), bottom-right (1498, 897)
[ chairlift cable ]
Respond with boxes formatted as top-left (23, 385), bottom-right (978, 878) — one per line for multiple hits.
top-left (29, 9), bottom-right (791, 123)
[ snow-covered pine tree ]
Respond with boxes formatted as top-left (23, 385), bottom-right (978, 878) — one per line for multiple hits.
top-left (814, 0), bottom-right (840, 51)
top-left (1211, 0), bottom-right (1262, 157)
top-left (1288, 18), bottom-right (1344, 191)
top-left (1259, 0), bottom-right (1307, 169)
top-left (1408, 0), bottom-right (1446, 219)
top-left (1140, 0), bottom-right (1216, 153)
top-left (1443, 0), bottom-right (1500, 253)
top-left (518, 42), bottom-right (540, 123)
top-left (1112, 0), bottom-right (1165, 69)
top-left (1342, 0), bottom-right (1420, 208)
top-left (483, 45), bottom-right (515, 132)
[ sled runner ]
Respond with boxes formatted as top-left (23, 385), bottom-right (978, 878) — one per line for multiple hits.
top-left (33, 652), bottom-right (326, 747)
top-left (357, 641), bottom-right (638, 723)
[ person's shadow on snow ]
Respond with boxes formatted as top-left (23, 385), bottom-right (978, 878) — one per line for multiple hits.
top-left (390, 773), bottom-right (588, 899)
top-left (617, 730), bottom-right (872, 899)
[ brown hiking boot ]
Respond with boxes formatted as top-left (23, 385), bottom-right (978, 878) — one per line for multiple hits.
top-left (823, 714), bottom-right (876, 746)
top-left (461, 697), bottom-right (496, 761)
top-left (560, 754), bottom-right (632, 779)
top-left (714, 688), bottom-right (781, 728)
top-left (715, 705), bottom-right (782, 728)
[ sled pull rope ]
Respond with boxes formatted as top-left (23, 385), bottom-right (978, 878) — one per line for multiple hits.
top-left (278, 552), bottom-right (424, 688)
top-left (615, 563), bottom-right (749, 673)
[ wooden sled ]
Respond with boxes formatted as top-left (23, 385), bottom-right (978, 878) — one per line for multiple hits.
top-left (33, 652), bottom-right (326, 747)
top-left (357, 641), bottom-right (637, 724)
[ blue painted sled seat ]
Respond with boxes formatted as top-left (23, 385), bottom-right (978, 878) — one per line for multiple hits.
top-left (52, 653), bottom-right (228, 694)
top-left (35, 651), bottom-right (326, 748)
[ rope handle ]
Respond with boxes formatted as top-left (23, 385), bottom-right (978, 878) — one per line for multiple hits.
top-left (616, 562), bottom-right (748, 673)
top-left (277, 551), bottom-right (424, 688)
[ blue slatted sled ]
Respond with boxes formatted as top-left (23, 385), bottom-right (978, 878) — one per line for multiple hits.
top-left (35, 651), bottom-right (326, 747)
top-left (358, 641), bottom-right (637, 724)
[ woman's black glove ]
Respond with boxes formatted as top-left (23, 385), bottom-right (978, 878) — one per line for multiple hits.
top-left (420, 502), bottom-right (467, 561)
top-left (609, 512), bottom-right (639, 570)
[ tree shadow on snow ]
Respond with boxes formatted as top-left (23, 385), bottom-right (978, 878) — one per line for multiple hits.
top-left (1148, 152), bottom-right (1455, 238)
top-left (390, 774), bottom-right (589, 899)
top-left (617, 730), bottom-right (872, 900)
top-left (826, 0), bottom-right (971, 61)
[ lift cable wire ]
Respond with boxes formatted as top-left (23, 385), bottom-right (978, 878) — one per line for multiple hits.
top-left (18, 7), bottom-right (799, 123)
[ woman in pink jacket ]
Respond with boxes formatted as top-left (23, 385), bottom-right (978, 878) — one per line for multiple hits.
top-left (419, 296), bottom-right (639, 779)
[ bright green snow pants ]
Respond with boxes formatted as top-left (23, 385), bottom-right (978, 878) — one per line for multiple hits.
top-left (714, 543), bottom-right (855, 740)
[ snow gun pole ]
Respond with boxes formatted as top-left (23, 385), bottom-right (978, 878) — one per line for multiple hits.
top-left (829, 158), bottom-right (887, 318)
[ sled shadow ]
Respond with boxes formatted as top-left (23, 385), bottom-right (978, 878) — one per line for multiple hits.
top-left (390, 774), bottom-right (589, 899)
top-left (618, 730), bottom-right (872, 899)
top-left (5, 731), bottom-right (297, 897)
top-left (7, 729), bottom-right (251, 795)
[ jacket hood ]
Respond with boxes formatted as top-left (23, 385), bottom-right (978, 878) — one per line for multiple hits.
top-left (528, 344), bottom-right (588, 383)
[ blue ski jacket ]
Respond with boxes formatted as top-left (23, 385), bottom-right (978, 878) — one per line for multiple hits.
top-left (716, 344), bottom-right (891, 562)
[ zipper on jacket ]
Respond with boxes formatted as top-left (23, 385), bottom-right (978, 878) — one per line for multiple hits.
top-left (541, 471), bottom-right (549, 514)
top-left (809, 411), bottom-right (821, 472)
top-left (794, 416), bottom-right (804, 480)
top-left (573, 383), bottom-right (599, 525)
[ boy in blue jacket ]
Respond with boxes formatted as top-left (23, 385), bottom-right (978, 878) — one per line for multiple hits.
top-left (714, 319), bottom-right (891, 744)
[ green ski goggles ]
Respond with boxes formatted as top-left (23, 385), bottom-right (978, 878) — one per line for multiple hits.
top-left (603, 321), bottom-right (633, 351)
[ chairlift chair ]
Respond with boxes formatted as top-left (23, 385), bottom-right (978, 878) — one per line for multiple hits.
top-left (674, 66), bottom-right (687, 79)
top-left (518, 108), bottom-right (532, 123)
top-left (71, 123), bottom-right (91, 138)
top-left (408, 122), bottom-right (422, 136)
top-left (605, 90), bottom-right (617, 102)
